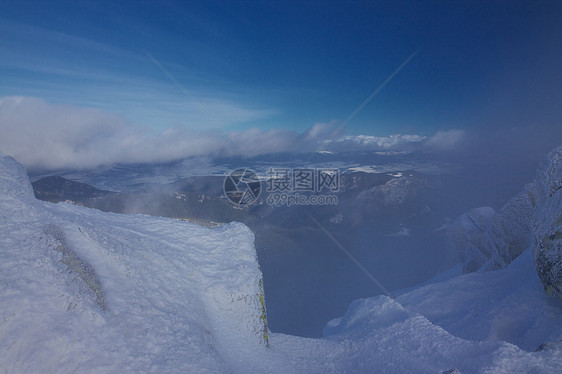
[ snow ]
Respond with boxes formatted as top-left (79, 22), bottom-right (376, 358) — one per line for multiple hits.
top-left (0, 153), bottom-right (269, 373)
top-left (2, 151), bottom-right (562, 373)
top-left (397, 249), bottom-right (562, 352)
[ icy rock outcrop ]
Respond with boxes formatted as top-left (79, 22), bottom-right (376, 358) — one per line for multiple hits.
top-left (446, 194), bottom-right (534, 273)
top-left (446, 207), bottom-right (496, 273)
top-left (532, 146), bottom-right (562, 298)
top-left (447, 145), bottom-right (562, 299)
top-left (0, 153), bottom-right (35, 199)
top-left (536, 340), bottom-right (562, 352)
top-left (0, 151), bottom-right (269, 372)
top-left (485, 190), bottom-right (534, 270)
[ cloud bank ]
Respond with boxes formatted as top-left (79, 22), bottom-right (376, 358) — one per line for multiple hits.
top-left (0, 96), bottom-right (466, 170)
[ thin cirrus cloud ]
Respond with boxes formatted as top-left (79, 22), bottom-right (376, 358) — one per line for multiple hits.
top-left (0, 96), bottom-right (466, 170)
top-left (0, 19), bottom-right (275, 132)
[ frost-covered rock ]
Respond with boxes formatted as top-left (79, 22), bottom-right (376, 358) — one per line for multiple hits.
top-left (536, 340), bottom-right (562, 352)
top-left (446, 207), bottom-right (496, 273)
top-left (0, 153), bottom-right (35, 200)
top-left (447, 193), bottom-right (535, 274)
top-left (447, 178), bottom-right (537, 274)
top-left (447, 145), bottom-right (562, 299)
top-left (531, 145), bottom-right (562, 299)
top-left (442, 369), bottom-right (462, 374)
top-left (484, 190), bottom-right (534, 270)
top-left (0, 152), bottom-right (269, 373)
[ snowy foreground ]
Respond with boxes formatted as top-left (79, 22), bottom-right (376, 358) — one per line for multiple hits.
top-left (1, 152), bottom-right (561, 373)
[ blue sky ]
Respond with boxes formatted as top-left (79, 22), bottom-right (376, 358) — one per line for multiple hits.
top-left (1, 1), bottom-right (561, 169)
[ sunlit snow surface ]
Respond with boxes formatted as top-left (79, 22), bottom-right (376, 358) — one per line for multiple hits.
top-left (2, 152), bottom-right (562, 373)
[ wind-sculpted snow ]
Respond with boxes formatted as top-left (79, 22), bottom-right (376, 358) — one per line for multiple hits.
top-left (1, 151), bottom-right (561, 373)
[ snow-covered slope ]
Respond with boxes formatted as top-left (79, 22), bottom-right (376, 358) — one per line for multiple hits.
top-left (0, 153), bottom-right (269, 373)
top-left (397, 248), bottom-right (562, 352)
top-left (2, 151), bottom-right (562, 373)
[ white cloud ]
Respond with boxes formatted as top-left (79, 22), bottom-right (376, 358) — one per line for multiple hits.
top-left (0, 96), bottom-right (321, 169)
top-left (423, 129), bottom-right (466, 151)
top-left (0, 96), bottom-right (464, 170)
top-left (323, 134), bottom-right (427, 152)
